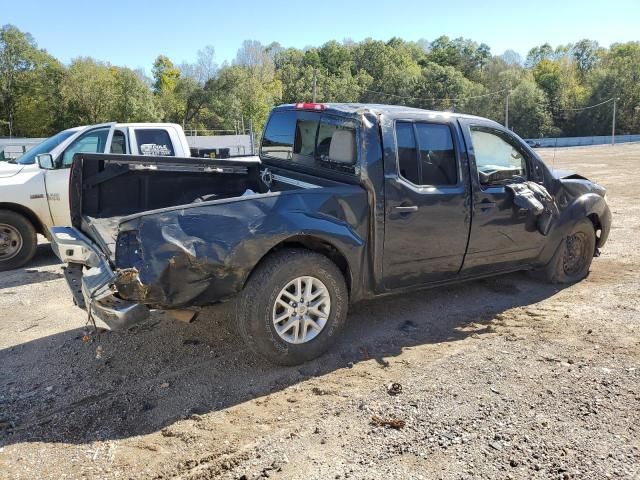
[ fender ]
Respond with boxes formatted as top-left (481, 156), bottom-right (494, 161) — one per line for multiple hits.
top-left (538, 192), bottom-right (611, 266)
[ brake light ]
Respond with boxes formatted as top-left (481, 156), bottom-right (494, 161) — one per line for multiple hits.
top-left (295, 103), bottom-right (326, 111)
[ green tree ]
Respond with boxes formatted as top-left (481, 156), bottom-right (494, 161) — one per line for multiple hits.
top-left (111, 67), bottom-right (159, 122)
top-left (60, 58), bottom-right (117, 124)
top-left (0, 24), bottom-right (63, 136)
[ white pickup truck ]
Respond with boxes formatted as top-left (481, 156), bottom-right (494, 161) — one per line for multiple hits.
top-left (0, 122), bottom-right (191, 271)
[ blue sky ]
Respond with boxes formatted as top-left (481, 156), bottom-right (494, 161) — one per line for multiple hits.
top-left (4, 0), bottom-right (639, 72)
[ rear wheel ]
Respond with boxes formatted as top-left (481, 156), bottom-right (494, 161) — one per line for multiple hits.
top-left (237, 248), bottom-right (348, 365)
top-left (0, 210), bottom-right (37, 272)
top-left (543, 219), bottom-right (596, 283)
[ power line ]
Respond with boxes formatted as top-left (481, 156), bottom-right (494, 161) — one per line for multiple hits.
top-left (553, 97), bottom-right (615, 112)
top-left (362, 88), bottom-right (508, 103)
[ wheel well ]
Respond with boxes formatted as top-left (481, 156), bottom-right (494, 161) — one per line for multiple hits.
top-left (0, 203), bottom-right (46, 236)
top-left (250, 236), bottom-right (353, 294)
top-left (587, 213), bottom-right (603, 247)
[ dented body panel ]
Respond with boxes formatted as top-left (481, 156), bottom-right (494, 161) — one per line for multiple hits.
top-left (51, 103), bottom-right (612, 331)
top-left (113, 187), bottom-right (369, 308)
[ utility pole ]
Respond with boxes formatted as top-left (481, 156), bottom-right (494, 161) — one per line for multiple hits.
top-left (611, 97), bottom-right (618, 146)
top-left (249, 119), bottom-right (255, 155)
top-left (505, 90), bottom-right (510, 130)
top-left (312, 69), bottom-right (318, 103)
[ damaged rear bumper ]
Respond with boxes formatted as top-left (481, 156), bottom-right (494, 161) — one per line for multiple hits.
top-left (50, 227), bottom-right (150, 331)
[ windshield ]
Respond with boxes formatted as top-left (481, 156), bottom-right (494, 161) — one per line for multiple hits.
top-left (14, 129), bottom-right (76, 165)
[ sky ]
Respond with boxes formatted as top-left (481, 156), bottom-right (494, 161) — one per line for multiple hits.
top-left (3, 0), bottom-right (639, 73)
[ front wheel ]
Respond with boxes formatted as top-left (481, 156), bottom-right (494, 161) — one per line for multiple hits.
top-left (237, 248), bottom-right (349, 365)
top-left (543, 219), bottom-right (596, 283)
top-left (0, 210), bottom-right (37, 272)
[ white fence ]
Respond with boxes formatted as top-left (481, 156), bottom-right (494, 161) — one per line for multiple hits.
top-left (0, 137), bottom-right (45, 160)
top-left (186, 134), bottom-right (254, 157)
top-left (526, 134), bottom-right (640, 148)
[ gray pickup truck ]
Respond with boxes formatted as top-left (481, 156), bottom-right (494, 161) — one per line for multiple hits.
top-left (50, 103), bottom-right (611, 365)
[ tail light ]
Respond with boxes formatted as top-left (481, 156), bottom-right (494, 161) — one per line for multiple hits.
top-left (295, 103), bottom-right (326, 111)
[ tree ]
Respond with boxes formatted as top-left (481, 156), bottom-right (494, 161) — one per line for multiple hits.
top-left (0, 24), bottom-right (62, 136)
top-left (179, 45), bottom-right (218, 85)
top-left (60, 58), bottom-right (117, 124)
top-left (111, 67), bottom-right (158, 122)
top-left (509, 79), bottom-right (553, 137)
top-left (572, 39), bottom-right (601, 76)
top-left (501, 49), bottom-right (522, 66)
top-left (152, 55), bottom-right (182, 122)
top-left (526, 43), bottom-right (554, 67)
top-left (412, 62), bottom-right (483, 111)
top-left (152, 55), bottom-right (180, 93)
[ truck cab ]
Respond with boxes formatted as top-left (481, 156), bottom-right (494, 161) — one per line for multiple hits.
top-left (0, 122), bottom-right (190, 271)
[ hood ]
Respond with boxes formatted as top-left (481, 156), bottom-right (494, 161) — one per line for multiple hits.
top-left (0, 162), bottom-right (25, 178)
top-left (553, 169), bottom-right (606, 198)
top-left (550, 169), bottom-right (589, 181)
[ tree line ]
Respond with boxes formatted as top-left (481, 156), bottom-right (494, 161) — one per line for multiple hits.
top-left (1, 24), bottom-right (639, 139)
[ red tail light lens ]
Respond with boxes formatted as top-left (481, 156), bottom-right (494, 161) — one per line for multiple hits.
top-left (295, 103), bottom-right (326, 110)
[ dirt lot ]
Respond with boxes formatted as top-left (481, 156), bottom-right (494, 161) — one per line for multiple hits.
top-left (1, 144), bottom-right (639, 480)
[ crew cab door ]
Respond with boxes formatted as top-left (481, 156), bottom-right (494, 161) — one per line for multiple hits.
top-left (44, 124), bottom-right (118, 225)
top-left (459, 119), bottom-right (546, 274)
top-left (382, 118), bottom-right (471, 289)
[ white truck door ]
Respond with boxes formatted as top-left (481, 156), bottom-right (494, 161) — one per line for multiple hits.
top-left (44, 124), bottom-right (116, 226)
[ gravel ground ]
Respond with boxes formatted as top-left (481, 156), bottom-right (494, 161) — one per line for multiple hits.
top-left (0, 144), bottom-right (639, 480)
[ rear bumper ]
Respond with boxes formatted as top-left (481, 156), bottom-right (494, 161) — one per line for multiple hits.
top-left (50, 226), bottom-right (150, 331)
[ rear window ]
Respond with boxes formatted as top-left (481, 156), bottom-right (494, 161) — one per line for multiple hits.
top-left (135, 129), bottom-right (175, 156)
top-left (261, 110), bottom-right (358, 173)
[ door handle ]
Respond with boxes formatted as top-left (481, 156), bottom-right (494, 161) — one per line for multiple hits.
top-left (394, 205), bottom-right (418, 213)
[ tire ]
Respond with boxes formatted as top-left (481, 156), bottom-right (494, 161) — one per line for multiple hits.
top-left (237, 248), bottom-right (349, 365)
top-left (0, 210), bottom-right (38, 272)
top-left (543, 218), bottom-right (596, 284)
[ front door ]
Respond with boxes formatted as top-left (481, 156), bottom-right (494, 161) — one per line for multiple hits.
top-left (460, 121), bottom-right (546, 274)
top-left (383, 119), bottom-right (471, 289)
top-left (45, 126), bottom-right (117, 225)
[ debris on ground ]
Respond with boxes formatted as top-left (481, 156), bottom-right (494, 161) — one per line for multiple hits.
top-left (371, 416), bottom-right (406, 430)
top-left (386, 382), bottom-right (402, 396)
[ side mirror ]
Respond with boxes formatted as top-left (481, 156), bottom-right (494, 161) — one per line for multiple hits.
top-left (37, 153), bottom-right (55, 170)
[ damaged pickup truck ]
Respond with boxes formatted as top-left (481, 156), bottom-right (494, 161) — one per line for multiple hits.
top-left (50, 103), bottom-right (611, 365)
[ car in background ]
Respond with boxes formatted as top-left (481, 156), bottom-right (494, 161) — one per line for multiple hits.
top-left (0, 122), bottom-right (191, 271)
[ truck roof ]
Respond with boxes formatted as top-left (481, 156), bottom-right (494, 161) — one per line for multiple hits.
top-left (274, 103), bottom-right (501, 126)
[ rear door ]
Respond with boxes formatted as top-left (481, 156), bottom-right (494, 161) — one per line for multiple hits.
top-left (382, 118), bottom-right (471, 289)
top-left (459, 119), bottom-right (546, 274)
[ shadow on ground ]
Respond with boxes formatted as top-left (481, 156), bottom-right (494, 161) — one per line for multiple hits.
top-left (0, 271), bottom-right (566, 446)
top-left (0, 243), bottom-right (62, 290)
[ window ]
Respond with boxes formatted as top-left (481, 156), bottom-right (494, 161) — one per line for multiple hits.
top-left (470, 129), bottom-right (527, 185)
top-left (317, 118), bottom-right (357, 166)
top-left (415, 124), bottom-right (457, 185)
top-left (135, 129), bottom-right (175, 156)
top-left (261, 110), bottom-right (357, 171)
top-left (261, 111), bottom-right (296, 160)
top-left (62, 128), bottom-right (110, 166)
top-left (396, 121), bottom-right (457, 186)
top-left (110, 130), bottom-right (127, 154)
top-left (293, 119), bottom-right (318, 157)
top-left (17, 129), bottom-right (75, 165)
top-left (396, 122), bottom-right (419, 184)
